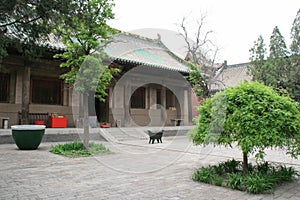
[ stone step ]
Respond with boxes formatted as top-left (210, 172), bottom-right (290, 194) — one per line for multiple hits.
top-left (0, 126), bottom-right (193, 144)
top-left (102, 128), bottom-right (144, 141)
top-left (0, 128), bottom-right (107, 144)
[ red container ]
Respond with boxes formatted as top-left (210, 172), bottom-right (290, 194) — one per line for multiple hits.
top-left (34, 120), bottom-right (45, 125)
top-left (100, 124), bottom-right (110, 128)
top-left (50, 115), bottom-right (67, 128)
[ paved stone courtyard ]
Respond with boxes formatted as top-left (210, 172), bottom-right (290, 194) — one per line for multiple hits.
top-left (1, 136), bottom-right (300, 199)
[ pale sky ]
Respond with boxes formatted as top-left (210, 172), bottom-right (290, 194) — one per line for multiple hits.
top-left (109, 0), bottom-right (299, 65)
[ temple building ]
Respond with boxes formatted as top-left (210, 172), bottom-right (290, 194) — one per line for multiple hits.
top-left (0, 32), bottom-right (197, 128)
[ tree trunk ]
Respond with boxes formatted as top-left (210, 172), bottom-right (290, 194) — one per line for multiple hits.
top-left (242, 151), bottom-right (248, 174)
top-left (83, 93), bottom-right (89, 150)
top-left (76, 93), bottom-right (84, 128)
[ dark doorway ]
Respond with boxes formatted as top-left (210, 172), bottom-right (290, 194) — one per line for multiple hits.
top-left (95, 90), bottom-right (109, 123)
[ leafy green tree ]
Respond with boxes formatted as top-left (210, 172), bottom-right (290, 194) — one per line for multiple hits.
top-left (290, 9), bottom-right (300, 55)
top-left (0, 0), bottom-right (71, 63)
top-left (268, 26), bottom-right (289, 88)
top-left (54, 0), bottom-right (118, 148)
top-left (0, 0), bottom-right (72, 124)
top-left (249, 23), bottom-right (300, 101)
top-left (248, 35), bottom-right (267, 82)
top-left (269, 26), bottom-right (289, 58)
top-left (289, 9), bottom-right (300, 101)
top-left (187, 63), bottom-right (210, 98)
top-left (191, 82), bottom-right (300, 174)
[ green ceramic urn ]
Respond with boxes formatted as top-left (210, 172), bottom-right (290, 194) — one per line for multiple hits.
top-left (11, 125), bottom-right (46, 150)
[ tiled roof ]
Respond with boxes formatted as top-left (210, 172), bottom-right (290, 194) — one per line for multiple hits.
top-left (5, 32), bottom-right (65, 52)
top-left (34, 31), bottom-right (190, 72)
top-left (104, 32), bottom-right (190, 72)
top-left (43, 34), bottom-right (65, 51)
top-left (211, 62), bottom-right (252, 91)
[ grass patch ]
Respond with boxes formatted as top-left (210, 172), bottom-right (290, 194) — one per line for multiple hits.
top-left (193, 159), bottom-right (299, 194)
top-left (50, 141), bottom-right (110, 157)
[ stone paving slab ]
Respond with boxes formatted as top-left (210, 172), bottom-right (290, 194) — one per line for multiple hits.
top-left (0, 136), bottom-right (299, 199)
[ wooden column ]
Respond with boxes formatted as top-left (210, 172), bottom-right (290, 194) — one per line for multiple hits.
top-left (124, 83), bottom-right (131, 126)
top-left (183, 89), bottom-right (189, 125)
top-left (9, 72), bottom-right (16, 104)
top-left (188, 87), bottom-right (193, 125)
top-left (149, 87), bottom-right (156, 109)
top-left (21, 67), bottom-right (30, 124)
top-left (161, 87), bottom-right (166, 108)
top-left (161, 87), bottom-right (166, 124)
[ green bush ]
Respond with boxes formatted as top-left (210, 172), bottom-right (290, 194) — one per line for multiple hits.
top-left (256, 162), bottom-right (274, 174)
top-left (220, 159), bottom-right (241, 173)
top-left (193, 167), bottom-right (217, 184)
top-left (226, 173), bottom-right (244, 190)
top-left (50, 141), bottom-right (109, 157)
top-left (275, 165), bottom-right (298, 182)
top-left (212, 165), bottom-right (224, 175)
top-left (191, 81), bottom-right (300, 175)
top-left (214, 176), bottom-right (224, 186)
top-left (246, 173), bottom-right (274, 194)
top-left (193, 159), bottom-right (299, 194)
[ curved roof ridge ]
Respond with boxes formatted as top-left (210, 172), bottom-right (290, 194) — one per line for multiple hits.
top-left (114, 29), bottom-right (160, 43)
top-left (156, 39), bottom-right (192, 69)
top-left (114, 29), bottom-right (192, 68)
top-left (226, 62), bottom-right (250, 69)
top-left (106, 31), bottom-right (190, 72)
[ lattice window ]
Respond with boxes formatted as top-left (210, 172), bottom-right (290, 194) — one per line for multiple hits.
top-left (31, 77), bottom-right (63, 105)
top-left (130, 87), bottom-right (145, 109)
top-left (166, 89), bottom-right (175, 109)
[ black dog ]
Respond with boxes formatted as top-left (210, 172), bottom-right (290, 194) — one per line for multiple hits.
top-left (148, 130), bottom-right (163, 144)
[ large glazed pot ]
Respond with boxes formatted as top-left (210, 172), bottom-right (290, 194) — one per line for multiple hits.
top-left (11, 125), bottom-right (46, 150)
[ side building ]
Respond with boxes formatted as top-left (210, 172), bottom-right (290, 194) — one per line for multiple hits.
top-left (210, 62), bottom-right (252, 92)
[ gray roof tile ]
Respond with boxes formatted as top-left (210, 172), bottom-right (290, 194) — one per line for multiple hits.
top-left (105, 32), bottom-right (190, 72)
top-left (211, 62), bottom-right (252, 91)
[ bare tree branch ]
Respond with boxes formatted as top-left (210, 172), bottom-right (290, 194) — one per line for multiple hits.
top-left (178, 14), bottom-right (224, 98)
